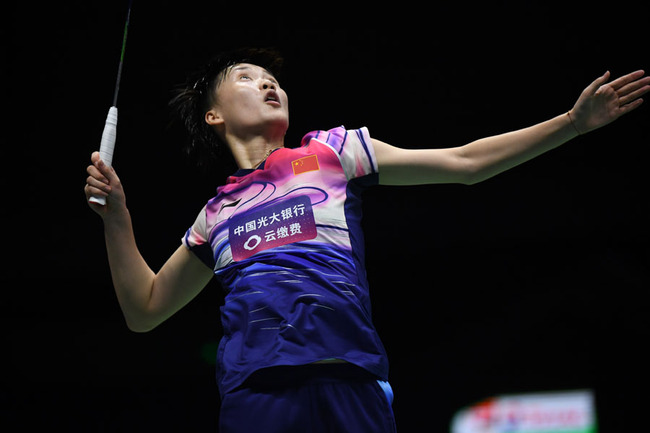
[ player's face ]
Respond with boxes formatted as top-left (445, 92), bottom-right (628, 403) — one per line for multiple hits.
top-left (209, 63), bottom-right (289, 137)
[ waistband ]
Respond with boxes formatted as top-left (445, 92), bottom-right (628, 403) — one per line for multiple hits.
top-left (240, 363), bottom-right (379, 390)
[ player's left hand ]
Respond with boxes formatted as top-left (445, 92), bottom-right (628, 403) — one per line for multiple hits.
top-left (569, 70), bottom-right (650, 134)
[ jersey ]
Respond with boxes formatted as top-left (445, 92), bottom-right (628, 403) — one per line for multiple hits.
top-left (182, 126), bottom-right (389, 396)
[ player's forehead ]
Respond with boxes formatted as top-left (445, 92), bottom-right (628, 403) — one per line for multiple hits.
top-left (226, 63), bottom-right (276, 79)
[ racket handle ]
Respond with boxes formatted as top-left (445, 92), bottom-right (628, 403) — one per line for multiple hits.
top-left (89, 106), bottom-right (118, 205)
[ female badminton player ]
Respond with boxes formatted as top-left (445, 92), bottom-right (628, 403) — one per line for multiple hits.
top-left (84, 48), bottom-right (649, 432)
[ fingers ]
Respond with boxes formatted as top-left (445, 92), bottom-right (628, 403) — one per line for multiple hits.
top-left (608, 69), bottom-right (646, 91)
top-left (85, 151), bottom-right (119, 200)
top-left (619, 98), bottom-right (644, 116)
top-left (619, 86), bottom-right (650, 108)
top-left (91, 151), bottom-right (119, 182)
top-left (86, 171), bottom-right (111, 194)
top-left (88, 152), bottom-right (108, 180)
top-left (597, 70), bottom-right (650, 99)
top-left (596, 70), bottom-right (650, 114)
top-left (617, 76), bottom-right (650, 105)
top-left (86, 163), bottom-right (111, 198)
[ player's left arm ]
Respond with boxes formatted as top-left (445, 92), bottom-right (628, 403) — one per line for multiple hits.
top-left (374, 70), bottom-right (650, 186)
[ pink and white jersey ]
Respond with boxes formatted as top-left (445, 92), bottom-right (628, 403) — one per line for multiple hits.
top-left (183, 126), bottom-right (389, 396)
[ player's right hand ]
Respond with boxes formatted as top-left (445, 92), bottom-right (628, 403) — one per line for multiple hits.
top-left (85, 151), bottom-right (127, 216)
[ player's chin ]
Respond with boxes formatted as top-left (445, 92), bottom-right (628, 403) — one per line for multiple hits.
top-left (265, 113), bottom-right (289, 131)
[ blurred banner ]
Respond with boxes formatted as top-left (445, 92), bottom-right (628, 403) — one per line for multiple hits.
top-left (451, 390), bottom-right (596, 433)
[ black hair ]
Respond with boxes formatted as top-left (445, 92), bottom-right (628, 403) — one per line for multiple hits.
top-left (169, 47), bottom-right (284, 170)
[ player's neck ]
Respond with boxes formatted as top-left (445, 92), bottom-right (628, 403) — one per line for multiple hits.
top-left (226, 132), bottom-right (285, 170)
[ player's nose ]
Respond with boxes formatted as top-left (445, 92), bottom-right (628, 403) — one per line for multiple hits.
top-left (261, 79), bottom-right (276, 90)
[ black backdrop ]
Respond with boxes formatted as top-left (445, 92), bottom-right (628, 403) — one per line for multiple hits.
top-left (5, 1), bottom-right (649, 431)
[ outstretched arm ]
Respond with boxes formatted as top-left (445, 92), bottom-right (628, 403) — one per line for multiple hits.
top-left (375, 70), bottom-right (650, 186)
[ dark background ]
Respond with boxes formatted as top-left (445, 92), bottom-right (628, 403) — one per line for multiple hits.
top-left (4, 1), bottom-right (649, 431)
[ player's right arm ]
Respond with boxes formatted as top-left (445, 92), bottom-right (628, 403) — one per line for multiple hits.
top-left (85, 152), bottom-right (214, 332)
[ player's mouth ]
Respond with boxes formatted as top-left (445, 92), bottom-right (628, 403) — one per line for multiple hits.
top-left (264, 90), bottom-right (281, 106)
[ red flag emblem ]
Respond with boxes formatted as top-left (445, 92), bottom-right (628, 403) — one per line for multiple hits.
top-left (292, 154), bottom-right (320, 175)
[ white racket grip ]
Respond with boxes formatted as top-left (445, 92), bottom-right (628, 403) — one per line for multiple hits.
top-left (89, 106), bottom-right (118, 205)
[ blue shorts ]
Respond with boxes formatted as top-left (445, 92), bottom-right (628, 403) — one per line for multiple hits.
top-left (219, 364), bottom-right (397, 433)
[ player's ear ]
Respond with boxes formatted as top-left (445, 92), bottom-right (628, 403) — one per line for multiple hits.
top-left (205, 108), bottom-right (224, 127)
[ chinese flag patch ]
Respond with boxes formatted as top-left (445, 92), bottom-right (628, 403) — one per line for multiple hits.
top-left (292, 154), bottom-right (320, 175)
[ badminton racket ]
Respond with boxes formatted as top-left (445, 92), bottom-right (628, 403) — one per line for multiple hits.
top-left (89, 1), bottom-right (132, 205)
